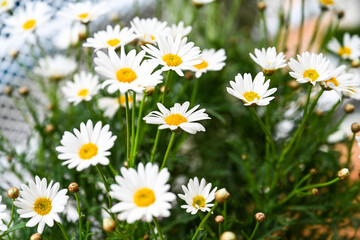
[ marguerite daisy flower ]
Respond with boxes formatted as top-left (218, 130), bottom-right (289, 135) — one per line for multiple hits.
top-left (191, 48), bottom-right (226, 78)
top-left (249, 47), bottom-right (287, 76)
top-left (143, 101), bottom-right (210, 134)
top-left (110, 162), bottom-right (176, 223)
top-left (142, 34), bottom-right (202, 76)
top-left (94, 46), bottom-right (163, 94)
top-left (53, 23), bottom-right (86, 49)
top-left (56, 120), bottom-right (117, 171)
top-left (14, 176), bottom-right (69, 234)
top-left (98, 93), bottom-right (142, 118)
top-left (83, 25), bottom-right (136, 51)
top-left (62, 71), bottom-right (100, 105)
top-left (34, 55), bottom-right (77, 81)
top-left (320, 65), bottom-right (358, 97)
top-left (227, 72), bottom-right (277, 106)
top-left (288, 52), bottom-right (332, 85)
top-left (0, 196), bottom-right (8, 232)
top-left (0, 0), bottom-right (14, 14)
top-left (328, 33), bottom-right (360, 60)
top-left (130, 17), bottom-right (169, 44)
top-left (58, 1), bottom-right (108, 24)
top-left (168, 21), bottom-right (192, 39)
top-left (178, 177), bottom-right (217, 215)
top-left (3, 2), bottom-right (51, 38)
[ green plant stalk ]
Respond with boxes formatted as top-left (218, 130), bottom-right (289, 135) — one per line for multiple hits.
top-left (249, 221), bottom-right (260, 240)
top-left (304, 85), bottom-right (313, 115)
top-left (161, 71), bottom-right (172, 104)
top-left (147, 222), bottom-right (158, 239)
top-left (296, 0), bottom-right (305, 54)
top-left (95, 166), bottom-right (113, 212)
top-left (192, 202), bottom-right (218, 240)
top-left (152, 217), bottom-right (165, 240)
top-left (7, 200), bottom-right (15, 228)
top-left (125, 92), bottom-right (131, 163)
top-left (190, 77), bottom-right (200, 107)
top-left (108, 163), bottom-right (117, 178)
top-left (218, 223), bottom-right (222, 238)
top-left (56, 222), bottom-right (69, 240)
top-left (161, 132), bottom-right (176, 169)
top-left (281, 0), bottom-right (293, 51)
top-left (130, 92), bottom-right (136, 168)
top-left (274, 0), bottom-right (285, 47)
top-left (198, 211), bottom-right (217, 239)
top-left (132, 94), bottom-right (146, 163)
top-left (75, 193), bottom-right (82, 240)
top-left (308, 11), bottom-right (325, 50)
top-left (347, 133), bottom-right (356, 168)
top-left (260, 10), bottom-right (269, 47)
top-left (223, 201), bottom-right (227, 230)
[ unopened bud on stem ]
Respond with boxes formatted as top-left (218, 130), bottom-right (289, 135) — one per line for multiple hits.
top-left (338, 168), bottom-right (349, 180)
top-left (255, 212), bottom-right (266, 222)
top-left (215, 188), bottom-right (230, 203)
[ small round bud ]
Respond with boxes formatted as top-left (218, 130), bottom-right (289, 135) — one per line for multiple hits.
top-left (18, 86), bottom-right (29, 96)
top-left (310, 168), bottom-right (317, 175)
top-left (6, 155), bottom-right (12, 163)
top-left (220, 231), bottom-right (236, 240)
top-left (338, 168), bottom-right (350, 180)
top-left (351, 59), bottom-right (360, 68)
top-left (68, 182), bottom-right (79, 193)
top-left (7, 187), bottom-right (19, 199)
top-left (311, 188), bottom-right (319, 196)
top-left (241, 154), bottom-right (247, 160)
top-left (30, 233), bottom-right (42, 240)
top-left (337, 11), bottom-right (345, 19)
top-left (215, 188), bottom-right (230, 203)
top-left (102, 218), bottom-right (116, 232)
top-left (344, 104), bottom-right (355, 113)
top-left (215, 215), bottom-right (225, 223)
top-left (124, 161), bottom-right (128, 167)
top-left (185, 71), bottom-right (194, 80)
top-left (45, 124), bottom-right (55, 133)
top-left (145, 87), bottom-right (155, 96)
top-left (257, 1), bottom-right (266, 11)
top-left (4, 86), bottom-right (13, 96)
top-left (321, 5), bottom-right (329, 12)
top-left (143, 234), bottom-right (150, 240)
top-left (160, 86), bottom-right (169, 94)
top-left (78, 31), bottom-right (87, 41)
top-left (288, 80), bottom-right (300, 89)
top-left (315, 110), bottom-right (323, 116)
top-left (351, 122), bottom-right (360, 133)
top-left (255, 212), bottom-right (266, 222)
top-left (9, 49), bottom-right (19, 59)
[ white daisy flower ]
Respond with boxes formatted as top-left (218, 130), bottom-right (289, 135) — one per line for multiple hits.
top-left (328, 33), bottom-right (360, 60)
top-left (142, 34), bottom-right (202, 76)
top-left (168, 21), bottom-right (192, 39)
top-left (0, 196), bottom-right (8, 232)
top-left (83, 25), bottom-right (136, 51)
top-left (58, 1), bottom-right (109, 24)
top-left (143, 101), bottom-right (210, 134)
top-left (34, 55), bottom-right (77, 81)
top-left (14, 176), bottom-right (69, 234)
top-left (227, 72), bottom-right (277, 106)
top-left (178, 177), bottom-right (217, 215)
top-left (0, 0), bottom-right (14, 13)
top-left (343, 69), bottom-right (360, 100)
top-left (3, 2), bottom-right (51, 38)
top-left (62, 71), bottom-right (100, 105)
top-left (56, 120), bottom-right (117, 171)
top-left (249, 47), bottom-right (287, 76)
top-left (98, 93), bottom-right (142, 118)
top-left (53, 23), bottom-right (86, 49)
top-left (130, 17), bottom-right (169, 44)
top-left (288, 52), bottom-right (333, 85)
top-left (110, 162), bottom-right (176, 223)
top-left (191, 48), bottom-right (226, 78)
top-left (94, 46), bottom-right (163, 94)
top-left (320, 65), bottom-right (358, 97)
top-left (192, 0), bottom-right (216, 7)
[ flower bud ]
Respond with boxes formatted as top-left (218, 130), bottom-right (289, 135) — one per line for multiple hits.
top-left (47, 104), bottom-right (55, 111)
top-left (6, 155), bottom-right (12, 163)
top-left (30, 233), bottom-right (42, 240)
top-left (311, 188), bottom-right (319, 196)
top-left (185, 71), bottom-right (194, 81)
top-left (351, 122), bottom-right (360, 133)
top-left (45, 124), bottom-right (55, 134)
top-left (215, 215), bottom-right (225, 223)
top-left (160, 86), bottom-right (169, 94)
top-left (351, 59), bottom-right (360, 68)
top-left (4, 86), bottom-right (13, 96)
top-left (9, 49), bottom-right (19, 59)
top-left (7, 187), bottom-right (19, 199)
top-left (257, 1), bottom-right (266, 11)
top-left (288, 80), bottom-right (300, 89)
top-left (344, 103), bottom-right (355, 113)
top-left (337, 11), bottom-right (345, 19)
top-left (143, 234), bottom-right (150, 239)
top-left (255, 212), bottom-right (265, 222)
top-left (220, 231), bottom-right (236, 240)
top-left (68, 182), bottom-right (79, 193)
top-left (241, 154), bottom-right (247, 160)
top-left (124, 161), bottom-right (128, 167)
top-left (338, 168), bottom-right (349, 180)
top-left (315, 110), bottom-right (323, 116)
top-left (19, 86), bottom-right (29, 96)
top-left (145, 87), bottom-right (155, 96)
top-left (215, 188), bottom-right (230, 203)
top-left (102, 218), bottom-right (116, 232)
top-left (310, 168), bottom-right (317, 175)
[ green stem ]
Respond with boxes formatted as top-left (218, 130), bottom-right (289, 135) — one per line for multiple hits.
top-left (152, 217), bottom-right (165, 240)
top-left (7, 200), bottom-right (15, 228)
top-left (347, 133), bottom-right (356, 168)
top-left (218, 223), bottom-right (222, 238)
top-left (190, 78), bottom-right (200, 106)
top-left (162, 71), bottom-right (172, 104)
top-left (249, 221), bottom-right (260, 240)
top-left (249, 107), bottom-right (275, 152)
top-left (125, 92), bottom-right (131, 163)
top-left (132, 94), bottom-right (146, 165)
top-left (147, 222), bottom-right (158, 239)
top-left (304, 85), bottom-right (313, 115)
top-left (296, 0), bottom-right (305, 54)
top-left (161, 132), bottom-right (176, 169)
top-left (108, 163), bottom-right (117, 178)
top-left (308, 11), bottom-right (324, 50)
top-left (223, 201), bottom-right (227, 230)
top-left (260, 8), bottom-right (269, 47)
top-left (192, 202), bottom-right (218, 240)
top-left (75, 193), bottom-right (82, 240)
top-left (130, 92), bottom-right (136, 167)
top-left (56, 222), bottom-right (69, 240)
top-left (198, 212), bottom-right (217, 239)
top-left (281, 0), bottom-right (293, 51)
top-left (150, 129), bottom-right (161, 163)
top-left (95, 166), bottom-right (113, 211)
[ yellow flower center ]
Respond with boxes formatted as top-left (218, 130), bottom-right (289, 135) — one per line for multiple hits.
top-left (303, 69), bottom-right (319, 82)
top-left (78, 13), bottom-right (89, 20)
top-left (338, 46), bottom-right (352, 57)
top-left (194, 60), bottom-right (208, 70)
top-left (165, 114), bottom-right (187, 126)
top-left (162, 54), bottom-right (183, 67)
top-left (33, 198), bottom-right (52, 216)
top-left (116, 68), bottom-right (137, 83)
top-left (243, 91), bottom-right (260, 102)
top-left (320, 0), bottom-right (334, 5)
top-left (134, 188), bottom-right (156, 207)
top-left (22, 19), bottom-right (36, 30)
top-left (192, 196), bottom-right (206, 209)
top-left (324, 77), bottom-right (339, 87)
top-left (144, 34), bottom-right (156, 41)
top-left (107, 38), bottom-right (120, 47)
top-left (1, 1), bottom-right (7, 7)
top-left (78, 89), bottom-right (88, 97)
top-left (79, 143), bottom-right (98, 160)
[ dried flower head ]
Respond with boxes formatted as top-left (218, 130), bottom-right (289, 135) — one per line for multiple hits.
top-left (7, 187), bottom-right (19, 199)
top-left (68, 183), bottom-right (79, 193)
